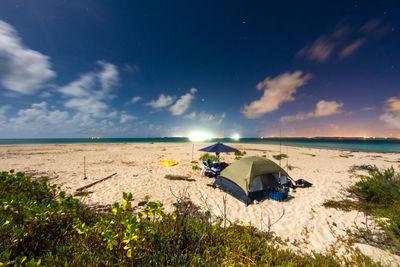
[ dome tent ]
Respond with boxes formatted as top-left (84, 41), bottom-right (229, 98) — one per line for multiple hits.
top-left (214, 156), bottom-right (290, 204)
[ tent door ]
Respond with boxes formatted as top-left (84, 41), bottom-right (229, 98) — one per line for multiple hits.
top-left (249, 174), bottom-right (278, 192)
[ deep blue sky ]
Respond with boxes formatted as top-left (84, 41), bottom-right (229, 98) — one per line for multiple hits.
top-left (0, 0), bottom-right (399, 138)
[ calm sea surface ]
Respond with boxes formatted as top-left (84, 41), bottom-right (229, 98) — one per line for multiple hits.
top-left (0, 138), bottom-right (399, 153)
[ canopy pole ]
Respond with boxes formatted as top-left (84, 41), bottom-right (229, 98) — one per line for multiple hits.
top-left (286, 145), bottom-right (289, 173)
top-left (83, 156), bottom-right (87, 180)
top-left (279, 127), bottom-right (282, 168)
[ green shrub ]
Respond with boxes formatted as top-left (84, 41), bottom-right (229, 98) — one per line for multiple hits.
top-left (192, 165), bottom-right (201, 171)
top-left (198, 153), bottom-right (218, 162)
top-left (352, 167), bottom-right (400, 206)
top-left (234, 151), bottom-right (246, 156)
top-left (0, 170), bottom-right (374, 265)
top-left (323, 166), bottom-right (400, 255)
top-left (273, 154), bottom-right (288, 160)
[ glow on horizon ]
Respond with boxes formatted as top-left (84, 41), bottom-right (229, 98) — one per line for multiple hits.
top-left (188, 131), bottom-right (213, 142)
top-left (231, 134), bottom-right (240, 140)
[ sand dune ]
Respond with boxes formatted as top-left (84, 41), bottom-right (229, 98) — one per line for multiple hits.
top-left (1, 143), bottom-right (399, 264)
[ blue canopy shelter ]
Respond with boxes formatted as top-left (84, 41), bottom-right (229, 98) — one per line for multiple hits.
top-left (199, 142), bottom-right (239, 161)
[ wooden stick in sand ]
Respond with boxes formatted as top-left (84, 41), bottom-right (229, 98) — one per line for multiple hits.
top-left (76, 173), bottom-right (117, 192)
top-left (84, 156), bottom-right (87, 180)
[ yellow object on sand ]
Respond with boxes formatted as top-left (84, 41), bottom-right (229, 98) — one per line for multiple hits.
top-left (161, 160), bottom-right (179, 167)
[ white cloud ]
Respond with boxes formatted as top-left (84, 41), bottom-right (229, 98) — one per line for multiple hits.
top-left (58, 61), bottom-right (119, 117)
top-left (64, 98), bottom-right (108, 115)
top-left (380, 97), bottom-right (400, 129)
top-left (8, 102), bottom-right (69, 132)
top-left (130, 96), bottom-right (142, 103)
top-left (384, 97), bottom-right (400, 112)
top-left (120, 113), bottom-right (136, 123)
top-left (198, 112), bottom-right (226, 125)
top-left (97, 60), bottom-right (119, 91)
top-left (280, 100), bottom-right (344, 123)
top-left (0, 20), bottom-right (55, 94)
top-left (145, 94), bottom-right (175, 109)
top-left (242, 71), bottom-right (311, 119)
top-left (340, 38), bottom-right (366, 59)
top-left (169, 88), bottom-right (197, 116)
top-left (184, 112), bottom-right (196, 120)
top-left (314, 100), bottom-right (344, 116)
top-left (380, 112), bottom-right (400, 129)
top-left (59, 73), bottom-right (95, 98)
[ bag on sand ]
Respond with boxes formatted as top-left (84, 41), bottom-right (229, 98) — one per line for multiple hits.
top-left (295, 179), bottom-right (312, 188)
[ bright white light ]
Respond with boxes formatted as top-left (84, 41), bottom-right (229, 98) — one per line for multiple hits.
top-left (231, 134), bottom-right (240, 140)
top-left (188, 131), bottom-right (212, 142)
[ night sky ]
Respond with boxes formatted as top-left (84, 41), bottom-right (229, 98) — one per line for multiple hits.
top-left (0, 0), bottom-right (399, 138)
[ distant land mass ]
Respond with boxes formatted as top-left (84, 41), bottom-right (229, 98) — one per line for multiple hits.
top-left (0, 137), bottom-right (399, 153)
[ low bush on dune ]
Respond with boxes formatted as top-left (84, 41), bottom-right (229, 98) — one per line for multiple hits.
top-left (234, 151), bottom-right (246, 156)
top-left (0, 170), bottom-right (375, 266)
top-left (273, 154), bottom-right (288, 160)
top-left (324, 166), bottom-right (400, 255)
top-left (198, 153), bottom-right (218, 162)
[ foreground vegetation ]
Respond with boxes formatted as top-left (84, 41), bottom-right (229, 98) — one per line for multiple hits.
top-left (199, 153), bottom-right (218, 162)
top-left (324, 166), bottom-right (400, 255)
top-left (0, 170), bottom-right (376, 266)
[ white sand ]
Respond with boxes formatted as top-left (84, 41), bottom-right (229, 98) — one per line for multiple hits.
top-left (1, 143), bottom-right (399, 264)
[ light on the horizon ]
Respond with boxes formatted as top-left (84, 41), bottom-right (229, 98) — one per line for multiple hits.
top-left (231, 134), bottom-right (240, 140)
top-left (188, 131), bottom-right (213, 142)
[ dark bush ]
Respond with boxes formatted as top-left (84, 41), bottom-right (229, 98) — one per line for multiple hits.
top-left (0, 170), bottom-right (373, 265)
top-left (199, 153), bottom-right (218, 162)
top-left (273, 154), bottom-right (288, 160)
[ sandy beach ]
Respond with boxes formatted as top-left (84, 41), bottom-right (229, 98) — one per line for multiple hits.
top-left (1, 142), bottom-right (399, 264)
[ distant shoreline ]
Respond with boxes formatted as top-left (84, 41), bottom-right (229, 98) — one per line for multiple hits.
top-left (0, 138), bottom-right (399, 153)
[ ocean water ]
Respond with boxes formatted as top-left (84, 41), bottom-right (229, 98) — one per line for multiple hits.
top-left (0, 137), bottom-right (399, 153)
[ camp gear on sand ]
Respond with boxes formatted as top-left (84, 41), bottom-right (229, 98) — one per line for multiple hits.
top-left (269, 186), bottom-right (289, 201)
top-left (295, 179), bottom-right (312, 187)
top-left (201, 160), bottom-right (228, 177)
top-left (213, 156), bottom-right (291, 205)
top-left (199, 142), bottom-right (239, 161)
top-left (161, 160), bottom-right (179, 167)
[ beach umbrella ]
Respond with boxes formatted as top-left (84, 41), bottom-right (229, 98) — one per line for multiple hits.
top-left (199, 142), bottom-right (239, 161)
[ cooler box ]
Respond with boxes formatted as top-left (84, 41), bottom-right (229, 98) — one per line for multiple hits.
top-left (269, 187), bottom-right (289, 201)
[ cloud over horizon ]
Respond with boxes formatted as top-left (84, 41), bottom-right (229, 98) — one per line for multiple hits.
top-left (145, 94), bottom-right (175, 109)
top-left (242, 71), bottom-right (311, 119)
top-left (281, 100), bottom-right (344, 123)
top-left (0, 20), bottom-right (55, 94)
top-left (380, 97), bottom-right (400, 129)
top-left (169, 88), bottom-right (197, 116)
top-left (58, 61), bottom-right (120, 117)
